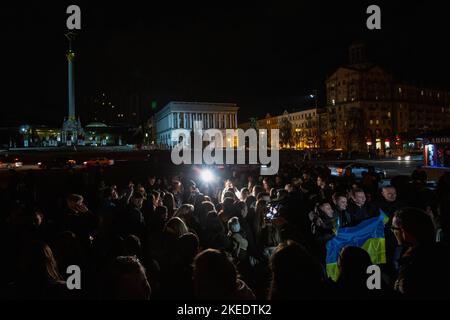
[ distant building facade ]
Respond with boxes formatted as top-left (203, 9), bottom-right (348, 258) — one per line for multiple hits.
top-left (321, 43), bottom-right (450, 153)
top-left (155, 101), bottom-right (239, 148)
top-left (239, 107), bottom-right (322, 149)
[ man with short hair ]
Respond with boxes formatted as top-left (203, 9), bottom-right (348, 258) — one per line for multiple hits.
top-left (117, 192), bottom-right (146, 238)
top-left (274, 176), bottom-right (284, 189)
top-left (145, 176), bottom-right (157, 193)
top-left (392, 208), bottom-right (450, 298)
top-left (377, 186), bottom-right (405, 221)
top-left (171, 180), bottom-right (183, 208)
top-left (347, 189), bottom-right (377, 226)
top-left (332, 192), bottom-right (352, 228)
top-left (375, 185), bottom-right (406, 280)
top-left (304, 200), bottom-right (338, 265)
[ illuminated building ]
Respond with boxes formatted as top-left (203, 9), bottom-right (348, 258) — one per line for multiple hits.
top-left (155, 101), bottom-right (239, 148)
top-left (322, 43), bottom-right (450, 153)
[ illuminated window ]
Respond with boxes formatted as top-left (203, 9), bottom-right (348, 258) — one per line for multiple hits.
top-left (421, 90), bottom-right (424, 96)
top-left (388, 112), bottom-right (391, 118)
top-left (398, 87), bottom-right (402, 94)
top-left (370, 120), bottom-right (374, 125)
top-left (376, 120), bottom-right (379, 125)
top-left (332, 99), bottom-right (336, 106)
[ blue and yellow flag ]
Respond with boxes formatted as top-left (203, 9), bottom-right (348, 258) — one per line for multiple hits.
top-left (326, 214), bottom-right (386, 281)
top-left (379, 208), bottom-right (390, 225)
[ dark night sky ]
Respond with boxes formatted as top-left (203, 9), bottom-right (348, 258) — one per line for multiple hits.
top-left (1, 1), bottom-right (449, 126)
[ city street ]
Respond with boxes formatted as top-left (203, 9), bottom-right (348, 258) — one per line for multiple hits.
top-left (0, 149), bottom-right (426, 186)
top-left (320, 158), bottom-right (423, 179)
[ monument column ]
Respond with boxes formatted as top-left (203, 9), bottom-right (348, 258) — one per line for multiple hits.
top-left (67, 50), bottom-right (75, 121)
top-left (62, 32), bottom-right (83, 145)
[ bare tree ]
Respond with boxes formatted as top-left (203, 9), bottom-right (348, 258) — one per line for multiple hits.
top-left (344, 107), bottom-right (365, 152)
top-left (279, 117), bottom-right (293, 148)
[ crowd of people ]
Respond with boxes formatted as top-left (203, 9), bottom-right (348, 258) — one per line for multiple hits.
top-left (0, 160), bottom-right (450, 300)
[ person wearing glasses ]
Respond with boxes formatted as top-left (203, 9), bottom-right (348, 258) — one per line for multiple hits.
top-left (391, 208), bottom-right (450, 298)
top-left (375, 185), bottom-right (406, 283)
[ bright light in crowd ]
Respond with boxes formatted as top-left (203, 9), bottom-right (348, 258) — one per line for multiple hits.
top-left (310, 94), bottom-right (315, 98)
top-left (200, 169), bottom-right (214, 183)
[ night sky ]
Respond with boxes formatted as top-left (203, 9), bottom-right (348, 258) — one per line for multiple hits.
top-left (1, 1), bottom-right (449, 126)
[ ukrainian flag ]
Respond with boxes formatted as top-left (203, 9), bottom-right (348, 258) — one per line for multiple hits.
top-left (326, 213), bottom-right (386, 281)
top-left (379, 208), bottom-right (390, 225)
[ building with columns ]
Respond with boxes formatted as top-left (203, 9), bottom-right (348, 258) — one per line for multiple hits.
top-left (155, 101), bottom-right (239, 148)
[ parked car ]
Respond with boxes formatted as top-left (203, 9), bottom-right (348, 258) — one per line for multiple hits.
top-left (397, 154), bottom-right (423, 161)
top-left (329, 162), bottom-right (386, 179)
top-left (83, 157), bottom-right (114, 167)
top-left (38, 158), bottom-right (76, 169)
top-left (0, 156), bottom-right (23, 169)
